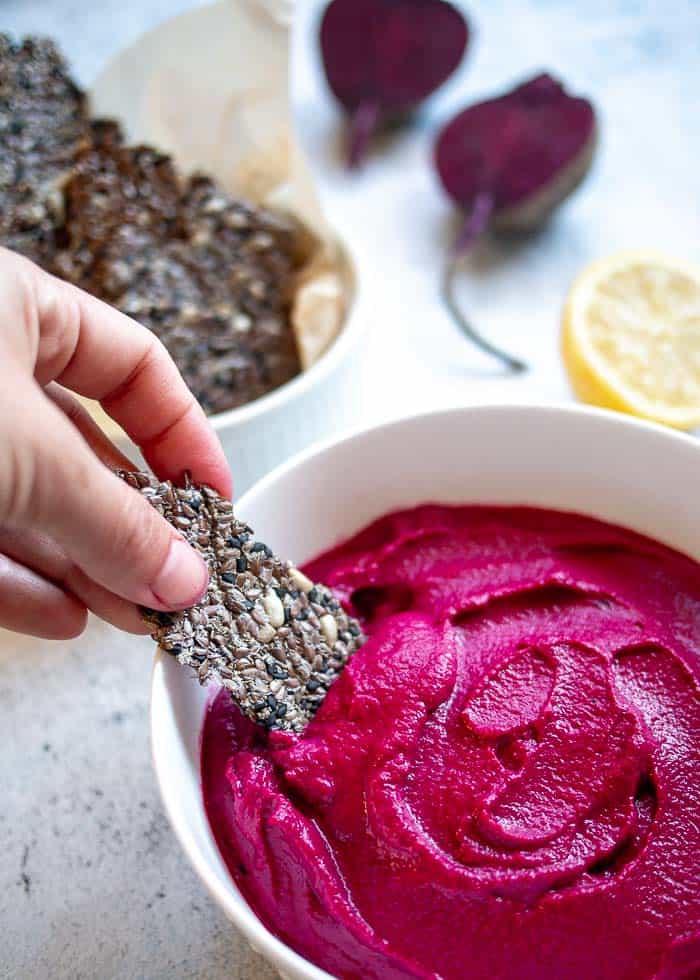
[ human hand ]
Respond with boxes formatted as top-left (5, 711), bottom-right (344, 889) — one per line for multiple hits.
top-left (0, 248), bottom-right (232, 639)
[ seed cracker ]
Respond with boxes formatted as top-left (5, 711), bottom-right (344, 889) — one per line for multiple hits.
top-left (121, 470), bottom-right (365, 731)
top-left (0, 35), bottom-right (90, 265)
top-left (54, 135), bottom-right (305, 415)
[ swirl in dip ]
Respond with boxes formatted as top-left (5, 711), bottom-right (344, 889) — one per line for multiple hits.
top-left (201, 506), bottom-right (700, 979)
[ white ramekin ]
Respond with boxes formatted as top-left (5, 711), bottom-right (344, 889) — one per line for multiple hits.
top-left (150, 404), bottom-right (700, 980)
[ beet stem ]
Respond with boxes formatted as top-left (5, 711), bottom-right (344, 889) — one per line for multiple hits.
top-left (443, 192), bottom-right (528, 373)
top-left (453, 190), bottom-right (494, 253)
top-left (347, 102), bottom-right (381, 169)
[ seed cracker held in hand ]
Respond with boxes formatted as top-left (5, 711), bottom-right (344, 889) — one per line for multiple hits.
top-left (120, 471), bottom-right (365, 731)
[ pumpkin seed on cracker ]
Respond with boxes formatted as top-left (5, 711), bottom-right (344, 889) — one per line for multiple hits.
top-left (120, 470), bottom-right (365, 732)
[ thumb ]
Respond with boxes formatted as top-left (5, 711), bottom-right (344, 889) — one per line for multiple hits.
top-left (3, 383), bottom-right (209, 611)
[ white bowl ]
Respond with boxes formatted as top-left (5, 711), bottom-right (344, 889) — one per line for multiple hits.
top-left (150, 404), bottom-right (700, 980)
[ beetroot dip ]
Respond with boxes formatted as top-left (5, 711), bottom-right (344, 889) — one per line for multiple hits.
top-left (201, 506), bottom-right (700, 979)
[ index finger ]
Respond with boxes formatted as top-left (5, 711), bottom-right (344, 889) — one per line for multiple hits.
top-left (24, 255), bottom-right (232, 498)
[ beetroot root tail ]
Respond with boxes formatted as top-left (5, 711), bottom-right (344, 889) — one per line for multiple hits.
top-left (443, 193), bottom-right (528, 373)
top-left (347, 102), bottom-right (381, 169)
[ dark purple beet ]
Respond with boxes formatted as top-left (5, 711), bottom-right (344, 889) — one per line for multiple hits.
top-left (320, 0), bottom-right (469, 168)
top-left (435, 73), bottom-right (597, 371)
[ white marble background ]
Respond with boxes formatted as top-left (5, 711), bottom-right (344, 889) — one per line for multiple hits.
top-left (1, 1), bottom-right (698, 977)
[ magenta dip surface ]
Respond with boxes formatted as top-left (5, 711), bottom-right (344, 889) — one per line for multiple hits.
top-left (201, 506), bottom-right (700, 979)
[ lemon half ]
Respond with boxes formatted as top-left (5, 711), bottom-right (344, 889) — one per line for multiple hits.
top-left (562, 250), bottom-right (700, 430)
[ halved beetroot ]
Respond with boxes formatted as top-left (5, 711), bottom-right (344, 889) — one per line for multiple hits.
top-left (320, 0), bottom-right (469, 168)
top-left (435, 73), bottom-right (597, 371)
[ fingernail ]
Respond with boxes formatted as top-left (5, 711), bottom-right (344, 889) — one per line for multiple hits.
top-left (150, 537), bottom-right (209, 609)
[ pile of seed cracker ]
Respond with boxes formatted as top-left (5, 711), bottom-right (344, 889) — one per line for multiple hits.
top-left (122, 471), bottom-right (365, 732)
top-left (0, 35), bottom-right (311, 415)
top-left (0, 36), bottom-right (89, 264)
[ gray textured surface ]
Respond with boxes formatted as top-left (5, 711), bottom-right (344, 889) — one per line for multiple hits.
top-left (0, 621), bottom-right (277, 980)
top-left (1, 1), bottom-right (699, 978)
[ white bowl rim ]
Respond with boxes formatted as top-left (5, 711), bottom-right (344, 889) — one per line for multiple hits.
top-left (151, 401), bottom-right (699, 980)
top-left (234, 400), bottom-right (698, 509)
